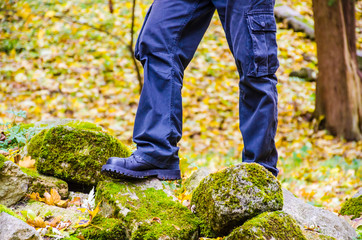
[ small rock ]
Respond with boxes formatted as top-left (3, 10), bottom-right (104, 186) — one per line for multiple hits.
top-left (191, 163), bottom-right (283, 237)
top-left (283, 188), bottom-right (357, 240)
top-left (289, 67), bottom-right (317, 82)
top-left (0, 161), bottom-right (31, 207)
top-left (21, 168), bottom-right (68, 199)
top-left (96, 179), bottom-right (200, 239)
top-left (224, 211), bottom-right (306, 240)
top-left (0, 212), bottom-right (41, 240)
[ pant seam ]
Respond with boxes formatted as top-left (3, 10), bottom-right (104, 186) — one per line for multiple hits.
top-left (168, 0), bottom-right (201, 145)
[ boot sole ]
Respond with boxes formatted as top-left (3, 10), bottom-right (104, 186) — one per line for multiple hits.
top-left (101, 164), bottom-right (181, 181)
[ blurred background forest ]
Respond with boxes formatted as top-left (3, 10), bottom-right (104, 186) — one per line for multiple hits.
top-left (0, 0), bottom-right (361, 213)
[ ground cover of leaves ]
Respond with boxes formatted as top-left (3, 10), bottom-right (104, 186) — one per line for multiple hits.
top-left (0, 0), bottom-right (361, 213)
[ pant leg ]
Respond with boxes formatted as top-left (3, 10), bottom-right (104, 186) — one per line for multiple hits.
top-left (213, 0), bottom-right (280, 176)
top-left (133, 0), bottom-right (215, 168)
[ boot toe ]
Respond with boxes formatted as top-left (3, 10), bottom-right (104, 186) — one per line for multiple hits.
top-left (106, 157), bottom-right (126, 166)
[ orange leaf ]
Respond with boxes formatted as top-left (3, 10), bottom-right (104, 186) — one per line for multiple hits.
top-left (44, 191), bottom-right (54, 205)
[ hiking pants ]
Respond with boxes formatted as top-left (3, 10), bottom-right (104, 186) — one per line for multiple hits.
top-left (132, 0), bottom-right (280, 176)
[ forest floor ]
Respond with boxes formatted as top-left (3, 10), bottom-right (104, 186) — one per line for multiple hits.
top-left (0, 0), bottom-right (361, 212)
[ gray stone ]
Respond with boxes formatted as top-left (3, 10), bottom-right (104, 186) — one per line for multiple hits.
top-left (96, 178), bottom-right (200, 240)
top-left (14, 201), bottom-right (88, 227)
top-left (0, 161), bottom-right (31, 207)
top-left (224, 211), bottom-right (307, 240)
top-left (191, 163), bottom-right (283, 237)
top-left (182, 167), bottom-right (211, 194)
top-left (283, 188), bottom-right (357, 240)
top-left (0, 212), bottom-right (40, 240)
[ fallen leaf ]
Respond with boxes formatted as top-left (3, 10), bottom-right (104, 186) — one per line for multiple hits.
top-left (151, 217), bottom-right (161, 224)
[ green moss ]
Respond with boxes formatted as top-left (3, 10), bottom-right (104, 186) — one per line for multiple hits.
top-left (340, 196), bottom-right (362, 219)
top-left (0, 204), bottom-right (26, 221)
top-left (76, 216), bottom-right (127, 240)
top-left (226, 211), bottom-right (306, 240)
top-left (191, 163), bottom-right (283, 237)
top-left (96, 181), bottom-right (200, 240)
top-left (0, 154), bottom-right (7, 170)
top-left (64, 121), bottom-right (102, 131)
top-left (20, 167), bottom-right (40, 178)
top-left (28, 122), bottom-right (131, 185)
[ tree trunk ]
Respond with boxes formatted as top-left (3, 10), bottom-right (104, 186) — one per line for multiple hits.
top-left (313, 0), bottom-right (362, 140)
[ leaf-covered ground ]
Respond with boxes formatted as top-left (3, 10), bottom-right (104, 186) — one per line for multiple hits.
top-left (0, 0), bottom-right (361, 212)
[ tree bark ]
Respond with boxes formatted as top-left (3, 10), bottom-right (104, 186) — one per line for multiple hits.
top-left (313, 0), bottom-right (362, 140)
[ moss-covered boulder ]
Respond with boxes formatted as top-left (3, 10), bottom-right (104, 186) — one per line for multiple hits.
top-left (21, 167), bottom-right (68, 199)
top-left (191, 163), bottom-right (283, 237)
top-left (340, 194), bottom-right (362, 220)
top-left (224, 211), bottom-right (306, 240)
top-left (27, 121), bottom-right (131, 185)
top-left (96, 179), bottom-right (200, 240)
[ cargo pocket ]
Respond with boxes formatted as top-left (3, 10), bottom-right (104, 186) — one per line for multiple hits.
top-left (246, 11), bottom-right (279, 77)
top-left (134, 4), bottom-right (153, 61)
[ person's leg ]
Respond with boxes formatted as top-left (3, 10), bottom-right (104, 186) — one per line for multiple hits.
top-left (102, 0), bottom-right (215, 179)
top-left (213, 0), bottom-right (279, 176)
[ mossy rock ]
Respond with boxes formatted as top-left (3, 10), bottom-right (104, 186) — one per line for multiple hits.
top-left (224, 211), bottom-right (307, 240)
top-left (96, 179), bottom-right (200, 240)
top-left (0, 204), bottom-right (26, 222)
top-left (0, 154), bottom-right (7, 170)
top-left (14, 201), bottom-right (88, 227)
top-left (27, 121), bottom-right (131, 186)
top-left (75, 216), bottom-right (127, 240)
top-left (340, 195), bottom-right (362, 220)
top-left (21, 167), bottom-right (68, 199)
top-left (191, 163), bottom-right (283, 237)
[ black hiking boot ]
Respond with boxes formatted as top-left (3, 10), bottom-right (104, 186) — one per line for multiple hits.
top-left (101, 154), bottom-right (181, 180)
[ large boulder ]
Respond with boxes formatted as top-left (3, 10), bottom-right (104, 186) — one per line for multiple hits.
top-left (0, 161), bottom-right (31, 206)
top-left (27, 121), bottom-right (130, 185)
top-left (283, 188), bottom-right (357, 240)
top-left (224, 211), bottom-right (306, 240)
top-left (340, 188), bottom-right (362, 220)
top-left (191, 163), bottom-right (283, 237)
top-left (96, 179), bottom-right (200, 240)
top-left (0, 212), bottom-right (41, 240)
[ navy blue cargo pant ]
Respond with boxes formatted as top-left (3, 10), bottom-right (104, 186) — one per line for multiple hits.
top-left (132, 0), bottom-right (279, 176)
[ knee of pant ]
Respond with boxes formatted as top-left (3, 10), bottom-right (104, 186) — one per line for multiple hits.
top-left (135, 29), bottom-right (170, 62)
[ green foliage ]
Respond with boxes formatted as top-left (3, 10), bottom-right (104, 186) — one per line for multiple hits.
top-left (0, 110), bottom-right (40, 151)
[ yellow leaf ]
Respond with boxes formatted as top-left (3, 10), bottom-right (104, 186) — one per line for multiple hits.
top-left (74, 217), bottom-right (90, 228)
top-left (87, 201), bottom-right (101, 220)
top-left (45, 10), bottom-right (56, 18)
